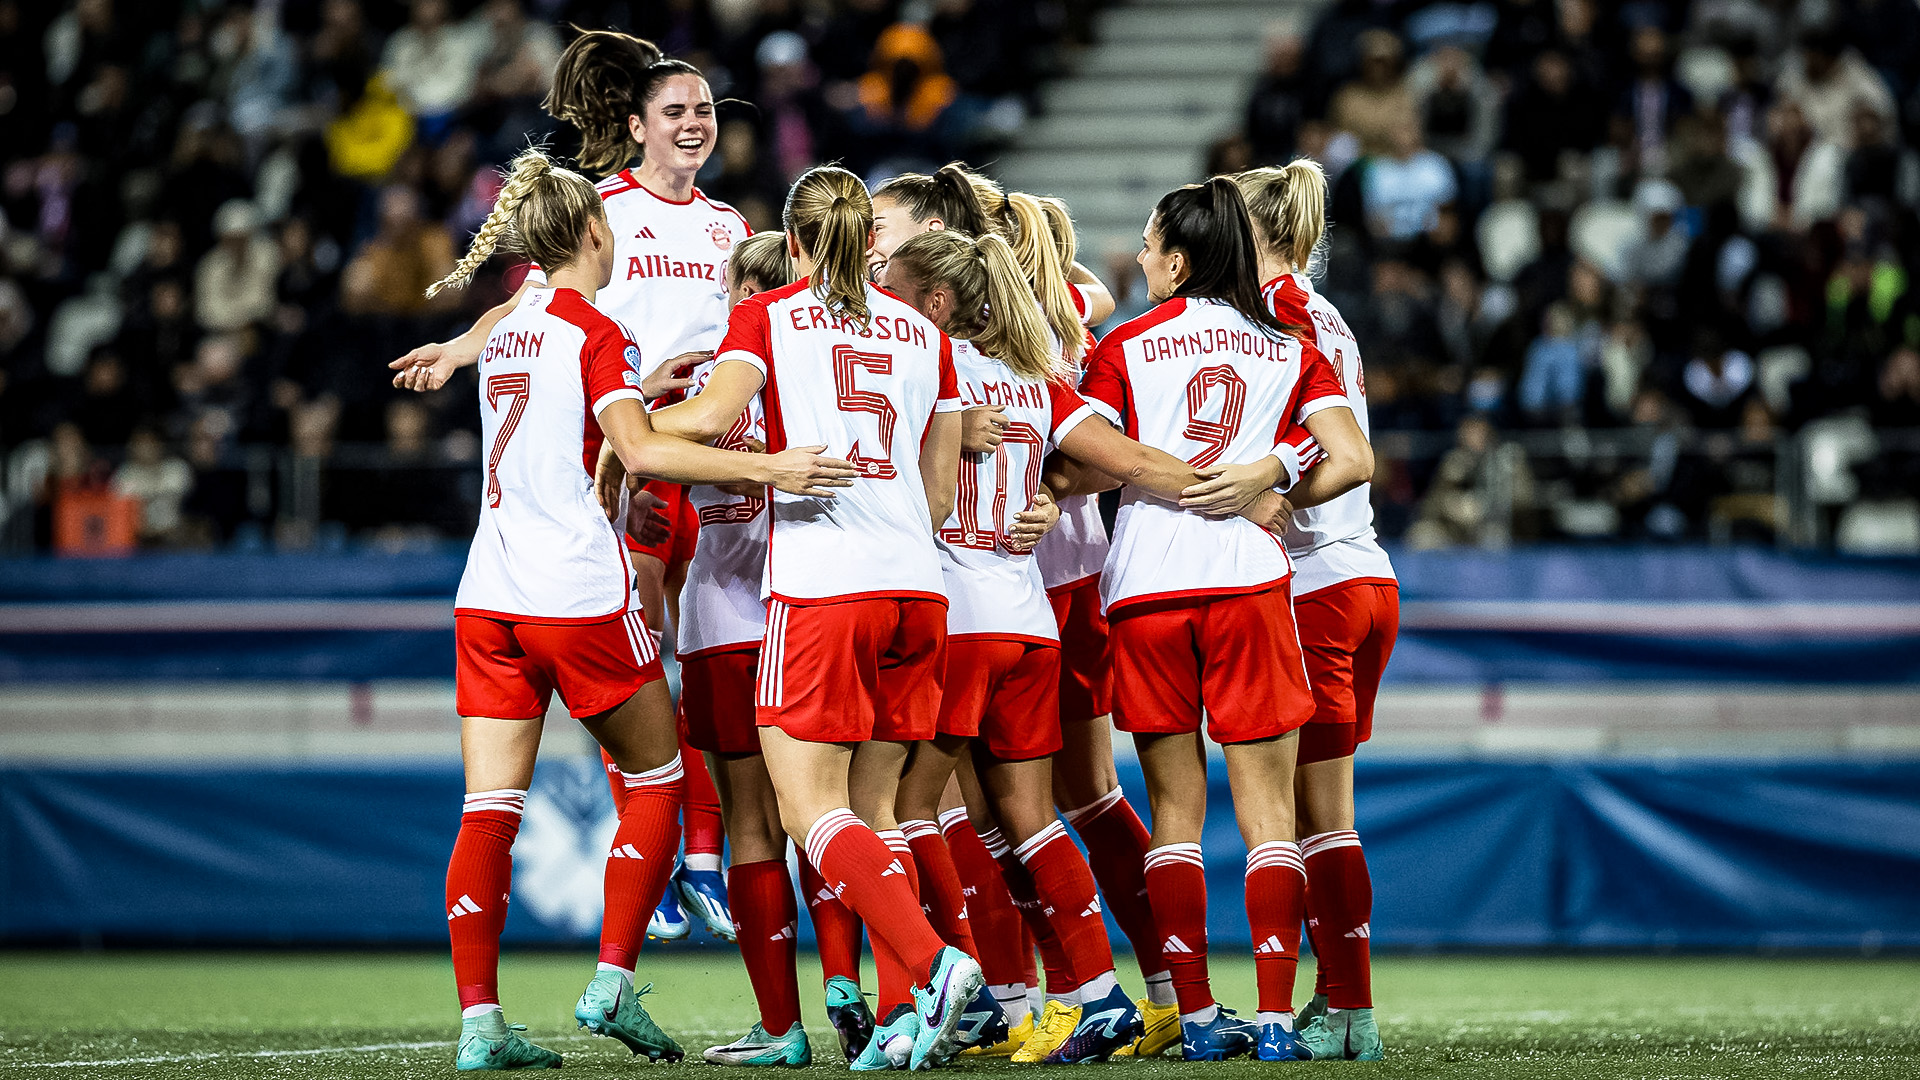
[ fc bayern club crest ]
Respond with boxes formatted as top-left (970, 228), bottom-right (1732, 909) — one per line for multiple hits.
top-left (709, 222), bottom-right (734, 250)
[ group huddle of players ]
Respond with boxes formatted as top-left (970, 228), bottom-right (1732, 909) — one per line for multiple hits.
top-left (389, 26), bottom-right (1398, 1074)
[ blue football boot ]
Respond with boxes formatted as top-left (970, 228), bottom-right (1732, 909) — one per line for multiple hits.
top-left (1181, 1006), bottom-right (1257, 1061)
top-left (675, 865), bottom-right (736, 942)
top-left (1256, 1018), bottom-right (1314, 1061)
top-left (824, 975), bottom-right (875, 1061)
top-left (647, 881), bottom-right (692, 941)
top-left (1044, 981), bottom-right (1142, 1063)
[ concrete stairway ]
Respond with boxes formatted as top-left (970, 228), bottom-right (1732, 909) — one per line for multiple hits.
top-left (992, 0), bottom-right (1314, 260)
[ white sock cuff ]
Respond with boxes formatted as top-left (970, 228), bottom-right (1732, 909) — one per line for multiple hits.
top-left (462, 1003), bottom-right (503, 1019)
top-left (621, 753), bottom-right (683, 788)
top-left (683, 852), bottom-right (723, 873)
top-left (976, 825), bottom-right (1012, 858)
top-left (463, 789), bottom-right (528, 817)
top-left (937, 807), bottom-right (971, 835)
top-left (1247, 840), bottom-right (1305, 876)
top-left (1143, 842), bottom-right (1204, 871)
top-left (901, 819), bottom-right (941, 841)
top-left (1060, 786), bottom-right (1125, 828)
top-left (1301, 830), bottom-right (1361, 858)
top-left (803, 808), bottom-right (863, 867)
top-left (877, 828), bottom-right (911, 855)
top-left (1014, 820), bottom-right (1070, 863)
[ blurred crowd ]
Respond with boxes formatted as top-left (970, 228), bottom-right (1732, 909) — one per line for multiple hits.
top-left (1197, 0), bottom-right (1920, 547)
top-left (0, 0), bottom-right (1915, 553)
top-left (0, 0), bottom-right (1085, 550)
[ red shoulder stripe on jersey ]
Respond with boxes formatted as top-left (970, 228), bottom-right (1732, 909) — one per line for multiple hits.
top-left (1094, 296), bottom-right (1189, 351)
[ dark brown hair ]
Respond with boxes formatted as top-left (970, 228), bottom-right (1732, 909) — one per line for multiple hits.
top-left (545, 29), bottom-right (705, 176)
top-left (1152, 177), bottom-right (1289, 338)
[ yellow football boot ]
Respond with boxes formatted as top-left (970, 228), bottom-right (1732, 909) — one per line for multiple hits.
top-left (961, 1010), bottom-right (1033, 1058)
top-left (1009, 1000), bottom-right (1079, 1063)
top-left (1109, 999), bottom-right (1180, 1058)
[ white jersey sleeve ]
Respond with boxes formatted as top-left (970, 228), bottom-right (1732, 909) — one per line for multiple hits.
top-left (939, 341), bottom-right (1099, 641)
top-left (1078, 297), bottom-right (1349, 614)
top-left (455, 288), bottom-right (644, 622)
top-left (715, 279), bottom-right (962, 604)
top-left (1266, 273), bottom-right (1396, 598)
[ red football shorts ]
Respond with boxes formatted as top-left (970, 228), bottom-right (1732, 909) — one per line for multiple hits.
top-left (626, 481), bottom-right (699, 568)
top-left (455, 610), bottom-right (663, 720)
top-left (680, 647), bottom-right (762, 755)
top-left (757, 596), bottom-right (947, 743)
top-left (1294, 581), bottom-right (1400, 766)
top-left (1047, 576), bottom-right (1111, 723)
top-left (937, 638), bottom-right (1063, 761)
top-left (1108, 583), bottom-right (1314, 744)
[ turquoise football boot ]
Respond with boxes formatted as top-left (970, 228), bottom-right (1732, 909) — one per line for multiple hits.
top-left (1296, 1007), bottom-right (1385, 1061)
top-left (852, 1003), bottom-right (919, 1071)
top-left (574, 973), bottom-right (684, 1061)
top-left (455, 1010), bottom-right (562, 1070)
top-left (703, 1021), bottom-right (813, 1066)
top-left (909, 945), bottom-right (984, 1070)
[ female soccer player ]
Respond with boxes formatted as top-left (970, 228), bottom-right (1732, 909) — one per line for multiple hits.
top-left (1220, 161), bottom-right (1397, 1063)
top-left (644, 165), bottom-right (982, 1071)
top-left (1071, 178), bottom-right (1374, 1062)
top-left (881, 227), bottom-right (1305, 1064)
top-left (429, 147), bottom-right (852, 1072)
top-left (391, 29), bottom-right (741, 945)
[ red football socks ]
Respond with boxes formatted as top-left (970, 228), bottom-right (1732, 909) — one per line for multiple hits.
top-left (598, 755), bottom-right (685, 971)
top-left (799, 855), bottom-right (864, 985)
top-left (983, 824), bottom-right (1078, 995)
top-left (1302, 830), bottom-right (1373, 1009)
top-left (902, 819), bottom-right (979, 955)
top-left (1063, 787), bottom-right (1165, 982)
top-left (1246, 841), bottom-right (1307, 1015)
top-left (804, 811), bottom-right (945, 999)
top-left (681, 738), bottom-right (725, 860)
top-left (446, 789), bottom-right (524, 1010)
top-left (1013, 820), bottom-right (1115, 989)
top-left (1144, 842), bottom-right (1213, 1014)
top-left (940, 810), bottom-right (1029, 988)
top-left (729, 858), bottom-right (802, 1034)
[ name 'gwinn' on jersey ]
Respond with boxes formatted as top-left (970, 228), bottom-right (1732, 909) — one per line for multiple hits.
top-left (1079, 296), bottom-right (1349, 614)
top-left (715, 279), bottom-right (964, 604)
top-left (940, 340), bottom-right (1099, 641)
top-left (1266, 273), bottom-right (1397, 598)
top-left (455, 288), bottom-right (645, 622)
top-left (676, 356), bottom-right (769, 658)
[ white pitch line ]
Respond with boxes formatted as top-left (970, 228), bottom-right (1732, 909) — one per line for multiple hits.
top-left (11, 1040), bottom-right (449, 1069)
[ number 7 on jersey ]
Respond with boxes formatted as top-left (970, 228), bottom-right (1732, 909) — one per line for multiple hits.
top-left (485, 374), bottom-right (531, 508)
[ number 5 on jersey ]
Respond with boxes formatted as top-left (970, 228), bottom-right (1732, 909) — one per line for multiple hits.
top-left (833, 344), bottom-right (898, 479)
top-left (485, 374), bottom-right (531, 508)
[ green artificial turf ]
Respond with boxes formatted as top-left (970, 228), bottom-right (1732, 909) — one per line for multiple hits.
top-left (1, 951), bottom-right (1917, 1077)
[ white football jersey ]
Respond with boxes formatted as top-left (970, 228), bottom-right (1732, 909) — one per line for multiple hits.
top-left (1079, 296), bottom-right (1348, 614)
top-left (1267, 274), bottom-right (1396, 598)
top-left (940, 340), bottom-right (1098, 641)
top-left (455, 287), bottom-right (645, 622)
top-left (529, 173), bottom-right (751, 376)
top-left (1036, 323), bottom-right (1110, 592)
top-left (714, 279), bottom-right (964, 604)
top-left (677, 357), bottom-right (770, 658)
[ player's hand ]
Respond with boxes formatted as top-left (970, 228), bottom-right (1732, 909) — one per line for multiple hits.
top-left (643, 351), bottom-right (709, 401)
top-left (390, 338), bottom-right (479, 391)
top-left (717, 437), bottom-right (768, 496)
top-left (1005, 487), bottom-right (1060, 552)
top-left (961, 405), bottom-right (1008, 453)
top-left (625, 488), bottom-right (670, 545)
top-left (1238, 489), bottom-right (1293, 534)
top-left (763, 444), bottom-right (859, 498)
top-left (595, 449), bottom-right (629, 520)
top-left (1180, 456), bottom-right (1285, 516)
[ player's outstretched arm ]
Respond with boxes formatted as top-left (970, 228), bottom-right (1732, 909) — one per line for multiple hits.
top-left (390, 282), bottom-right (531, 391)
top-left (1279, 405), bottom-right (1373, 511)
top-left (647, 360), bottom-right (763, 444)
top-left (1066, 262), bottom-right (1115, 325)
top-left (597, 397), bottom-right (856, 496)
top-left (921, 410), bottom-right (962, 530)
top-left (1055, 415), bottom-right (1204, 504)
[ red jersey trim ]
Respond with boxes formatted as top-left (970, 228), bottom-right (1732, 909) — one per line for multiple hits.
top-left (1293, 576), bottom-right (1400, 604)
top-left (949, 631), bottom-right (1060, 648)
top-left (455, 604), bottom-right (630, 627)
top-left (1044, 571), bottom-right (1102, 596)
top-left (1105, 576), bottom-right (1290, 617)
top-left (679, 640), bottom-right (764, 662)
top-left (768, 589), bottom-right (950, 608)
top-left (595, 169), bottom-right (643, 199)
top-left (1096, 296), bottom-right (1189, 350)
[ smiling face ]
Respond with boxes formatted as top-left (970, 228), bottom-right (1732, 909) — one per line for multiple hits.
top-left (629, 73), bottom-right (716, 180)
top-left (868, 194), bottom-right (940, 278)
top-left (1138, 215), bottom-right (1186, 302)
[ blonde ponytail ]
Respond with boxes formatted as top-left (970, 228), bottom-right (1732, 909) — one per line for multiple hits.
top-left (889, 230), bottom-right (1060, 384)
top-left (1004, 193), bottom-right (1083, 362)
top-left (427, 147), bottom-right (604, 298)
top-left (1231, 159), bottom-right (1327, 275)
top-left (784, 166), bottom-right (874, 327)
top-left (1038, 196), bottom-right (1078, 272)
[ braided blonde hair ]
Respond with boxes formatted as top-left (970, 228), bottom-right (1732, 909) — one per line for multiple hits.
top-left (426, 148), bottom-right (605, 298)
